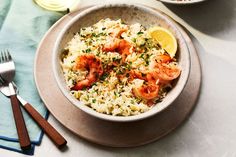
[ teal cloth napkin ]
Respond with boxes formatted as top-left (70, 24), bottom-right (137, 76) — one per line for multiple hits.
top-left (0, 0), bottom-right (63, 155)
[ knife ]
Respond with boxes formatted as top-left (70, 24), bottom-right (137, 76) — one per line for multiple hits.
top-left (17, 95), bottom-right (67, 149)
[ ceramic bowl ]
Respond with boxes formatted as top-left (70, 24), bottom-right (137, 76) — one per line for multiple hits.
top-left (159, 0), bottom-right (206, 5)
top-left (52, 4), bottom-right (190, 122)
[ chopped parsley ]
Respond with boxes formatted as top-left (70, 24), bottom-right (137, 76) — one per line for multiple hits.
top-left (131, 100), bottom-right (135, 104)
top-left (140, 53), bottom-right (145, 59)
top-left (72, 79), bottom-right (77, 85)
top-left (85, 48), bottom-right (91, 53)
top-left (125, 62), bottom-right (132, 70)
top-left (112, 57), bottom-right (121, 62)
top-left (91, 82), bottom-right (97, 86)
top-left (117, 69), bottom-right (125, 75)
top-left (82, 87), bottom-right (87, 91)
top-left (144, 54), bottom-right (152, 66)
top-left (91, 33), bottom-right (96, 37)
top-left (114, 91), bottom-right (118, 97)
top-left (137, 31), bottom-right (144, 35)
top-left (145, 59), bottom-right (149, 66)
top-left (132, 38), bottom-right (136, 42)
top-left (100, 73), bottom-right (109, 81)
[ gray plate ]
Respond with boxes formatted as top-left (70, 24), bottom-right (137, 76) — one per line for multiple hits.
top-left (34, 6), bottom-right (201, 147)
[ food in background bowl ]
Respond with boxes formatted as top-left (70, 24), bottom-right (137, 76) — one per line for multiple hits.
top-left (160, 0), bottom-right (206, 4)
top-left (60, 18), bottom-right (181, 116)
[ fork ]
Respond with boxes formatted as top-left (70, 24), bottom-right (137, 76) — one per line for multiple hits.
top-left (0, 50), bottom-right (67, 149)
top-left (0, 50), bottom-right (31, 150)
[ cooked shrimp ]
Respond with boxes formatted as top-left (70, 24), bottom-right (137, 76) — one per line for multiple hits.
top-left (152, 63), bottom-right (181, 83)
top-left (130, 70), bottom-right (157, 84)
top-left (132, 84), bottom-right (159, 101)
top-left (103, 39), bottom-right (133, 62)
top-left (72, 54), bottom-right (103, 90)
top-left (149, 54), bottom-right (172, 69)
top-left (110, 27), bottom-right (127, 38)
top-left (154, 54), bottom-right (172, 63)
top-left (149, 54), bottom-right (181, 83)
top-left (130, 70), bottom-right (159, 104)
top-left (131, 64), bottom-right (180, 103)
top-left (129, 70), bottom-right (148, 81)
top-left (119, 39), bottom-right (132, 61)
top-left (130, 54), bottom-right (180, 102)
top-left (102, 38), bottom-right (120, 52)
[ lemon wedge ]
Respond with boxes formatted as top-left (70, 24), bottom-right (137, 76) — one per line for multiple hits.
top-left (148, 26), bottom-right (177, 58)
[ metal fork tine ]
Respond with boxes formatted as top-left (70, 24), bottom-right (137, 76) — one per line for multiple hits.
top-left (3, 50), bottom-right (6, 61)
top-left (0, 75), bottom-right (4, 84)
top-left (3, 50), bottom-right (7, 61)
top-left (2, 51), bottom-right (5, 62)
top-left (6, 49), bottom-right (12, 61)
top-left (0, 51), bottom-right (3, 63)
top-left (4, 50), bottom-right (8, 61)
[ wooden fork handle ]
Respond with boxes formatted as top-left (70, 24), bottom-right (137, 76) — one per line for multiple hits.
top-left (24, 103), bottom-right (67, 149)
top-left (10, 95), bottom-right (31, 150)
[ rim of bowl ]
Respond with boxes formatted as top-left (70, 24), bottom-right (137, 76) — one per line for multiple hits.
top-left (159, 0), bottom-right (206, 4)
top-left (52, 3), bottom-right (190, 122)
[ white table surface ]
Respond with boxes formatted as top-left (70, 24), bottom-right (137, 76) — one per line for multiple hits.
top-left (1, 0), bottom-right (236, 156)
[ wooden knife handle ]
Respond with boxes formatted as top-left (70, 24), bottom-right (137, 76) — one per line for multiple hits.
top-left (10, 95), bottom-right (31, 150)
top-left (24, 103), bottom-right (67, 149)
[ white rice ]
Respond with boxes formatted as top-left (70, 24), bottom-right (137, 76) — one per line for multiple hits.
top-left (60, 18), bottom-right (178, 116)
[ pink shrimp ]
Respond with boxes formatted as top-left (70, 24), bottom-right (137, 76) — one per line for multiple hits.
top-left (71, 54), bottom-right (103, 90)
top-left (110, 27), bottom-right (127, 38)
top-left (130, 70), bottom-right (159, 103)
top-left (103, 39), bottom-right (133, 62)
top-left (132, 84), bottom-right (160, 101)
top-left (149, 54), bottom-right (181, 83)
top-left (154, 54), bottom-right (172, 63)
top-left (152, 63), bottom-right (181, 83)
top-left (130, 54), bottom-right (180, 104)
